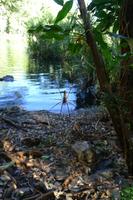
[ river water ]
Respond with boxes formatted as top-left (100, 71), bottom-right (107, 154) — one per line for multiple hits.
top-left (0, 36), bottom-right (76, 113)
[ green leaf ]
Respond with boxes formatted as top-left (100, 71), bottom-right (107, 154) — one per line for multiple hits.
top-left (120, 186), bottom-right (133, 200)
top-left (68, 43), bottom-right (82, 54)
top-left (53, 0), bottom-right (64, 6)
top-left (55, 0), bottom-right (73, 24)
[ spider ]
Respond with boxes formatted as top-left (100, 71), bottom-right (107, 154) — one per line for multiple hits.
top-left (49, 89), bottom-right (75, 115)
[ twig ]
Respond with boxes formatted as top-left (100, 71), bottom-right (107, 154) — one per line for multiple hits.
top-left (94, 119), bottom-right (100, 130)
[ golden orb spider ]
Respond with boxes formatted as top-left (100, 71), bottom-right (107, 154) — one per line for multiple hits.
top-left (49, 88), bottom-right (76, 115)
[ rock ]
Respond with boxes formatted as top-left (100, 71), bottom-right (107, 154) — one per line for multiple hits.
top-left (72, 141), bottom-right (96, 164)
top-left (0, 75), bottom-right (14, 82)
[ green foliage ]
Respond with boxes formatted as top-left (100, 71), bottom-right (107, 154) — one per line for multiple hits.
top-left (27, 0), bottom-right (125, 83)
top-left (28, 23), bottom-right (70, 40)
top-left (0, 0), bottom-right (22, 13)
top-left (120, 186), bottom-right (133, 200)
top-left (68, 43), bottom-right (83, 54)
top-left (53, 0), bottom-right (64, 6)
top-left (27, 13), bottom-right (70, 63)
top-left (45, 0), bottom-right (125, 83)
top-left (86, 0), bottom-right (126, 82)
top-left (26, 1), bottom-right (98, 81)
top-left (89, 0), bottom-right (122, 32)
top-left (92, 27), bottom-right (120, 82)
top-left (55, 0), bottom-right (73, 24)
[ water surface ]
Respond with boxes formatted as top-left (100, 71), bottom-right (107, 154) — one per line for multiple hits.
top-left (0, 36), bottom-right (76, 113)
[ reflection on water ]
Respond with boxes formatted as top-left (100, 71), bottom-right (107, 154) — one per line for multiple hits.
top-left (0, 36), bottom-right (76, 113)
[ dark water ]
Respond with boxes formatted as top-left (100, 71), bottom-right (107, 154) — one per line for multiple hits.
top-left (0, 36), bottom-right (76, 113)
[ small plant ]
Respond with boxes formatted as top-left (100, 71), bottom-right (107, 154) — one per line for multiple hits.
top-left (120, 186), bottom-right (133, 200)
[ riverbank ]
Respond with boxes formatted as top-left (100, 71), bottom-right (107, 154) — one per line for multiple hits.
top-left (0, 106), bottom-right (132, 199)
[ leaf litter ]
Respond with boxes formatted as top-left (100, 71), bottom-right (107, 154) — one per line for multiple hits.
top-left (0, 106), bottom-right (132, 199)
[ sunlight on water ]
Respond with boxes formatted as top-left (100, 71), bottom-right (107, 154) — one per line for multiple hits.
top-left (0, 36), bottom-right (76, 113)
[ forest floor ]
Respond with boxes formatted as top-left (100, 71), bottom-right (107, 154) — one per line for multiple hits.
top-left (0, 106), bottom-right (132, 200)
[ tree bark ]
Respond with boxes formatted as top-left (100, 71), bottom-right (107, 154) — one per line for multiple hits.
top-left (77, 0), bottom-right (110, 92)
top-left (119, 0), bottom-right (133, 175)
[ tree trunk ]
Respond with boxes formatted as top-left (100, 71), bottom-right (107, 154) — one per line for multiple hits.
top-left (77, 0), bottom-right (133, 175)
top-left (119, 0), bottom-right (133, 175)
top-left (77, 0), bottom-right (110, 92)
